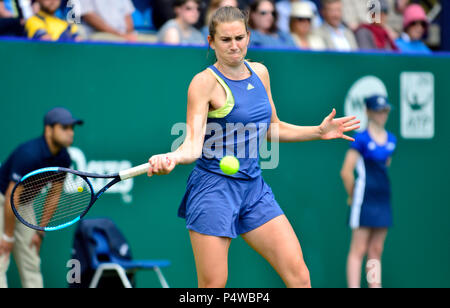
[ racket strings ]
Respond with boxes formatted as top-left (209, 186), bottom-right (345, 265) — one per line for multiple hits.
top-left (23, 193), bottom-right (89, 222)
top-left (25, 184), bottom-right (90, 225)
top-left (17, 181), bottom-right (91, 227)
top-left (14, 171), bottom-right (93, 228)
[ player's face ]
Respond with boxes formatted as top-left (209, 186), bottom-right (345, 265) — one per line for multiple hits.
top-left (368, 109), bottom-right (390, 127)
top-left (209, 21), bottom-right (249, 66)
top-left (39, 0), bottom-right (61, 14)
top-left (50, 124), bottom-right (74, 148)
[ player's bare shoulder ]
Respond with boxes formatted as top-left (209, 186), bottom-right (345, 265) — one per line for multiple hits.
top-left (247, 61), bottom-right (270, 87)
top-left (189, 69), bottom-right (217, 98)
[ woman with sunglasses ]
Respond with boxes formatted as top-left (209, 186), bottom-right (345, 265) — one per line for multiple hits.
top-left (395, 4), bottom-right (431, 54)
top-left (276, 0), bottom-right (321, 34)
top-left (157, 0), bottom-right (206, 45)
top-left (289, 1), bottom-right (324, 50)
top-left (248, 0), bottom-right (296, 48)
top-left (341, 95), bottom-right (397, 288)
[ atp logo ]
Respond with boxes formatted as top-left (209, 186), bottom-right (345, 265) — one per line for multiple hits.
top-left (405, 91), bottom-right (432, 111)
top-left (400, 72), bottom-right (434, 139)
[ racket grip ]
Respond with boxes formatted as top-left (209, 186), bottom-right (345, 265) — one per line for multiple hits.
top-left (119, 163), bottom-right (151, 180)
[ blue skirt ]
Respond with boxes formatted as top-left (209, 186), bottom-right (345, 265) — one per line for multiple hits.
top-left (178, 167), bottom-right (284, 238)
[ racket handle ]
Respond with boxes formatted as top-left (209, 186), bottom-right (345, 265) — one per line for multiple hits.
top-left (119, 163), bottom-right (151, 180)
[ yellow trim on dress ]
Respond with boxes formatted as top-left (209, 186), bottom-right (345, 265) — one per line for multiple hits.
top-left (207, 68), bottom-right (235, 118)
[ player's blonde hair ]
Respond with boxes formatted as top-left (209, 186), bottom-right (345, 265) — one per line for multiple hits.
top-left (208, 6), bottom-right (249, 40)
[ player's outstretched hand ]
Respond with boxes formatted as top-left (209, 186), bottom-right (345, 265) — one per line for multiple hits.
top-left (319, 109), bottom-right (360, 142)
top-left (147, 154), bottom-right (177, 177)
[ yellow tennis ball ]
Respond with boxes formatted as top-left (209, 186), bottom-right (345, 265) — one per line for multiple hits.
top-left (77, 186), bottom-right (83, 193)
top-left (220, 156), bottom-right (240, 175)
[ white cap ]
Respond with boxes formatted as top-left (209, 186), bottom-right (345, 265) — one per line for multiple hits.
top-left (290, 2), bottom-right (314, 19)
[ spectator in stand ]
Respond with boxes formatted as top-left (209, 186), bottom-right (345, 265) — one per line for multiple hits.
top-left (395, 3), bottom-right (431, 53)
top-left (0, 0), bottom-right (22, 37)
top-left (341, 0), bottom-right (367, 31)
top-left (289, 1), bottom-right (325, 50)
top-left (152, 0), bottom-right (175, 30)
top-left (248, 0), bottom-right (296, 48)
top-left (387, 0), bottom-right (409, 35)
top-left (152, 0), bottom-right (211, 31)
top-left (354, 0), bottom-right (398, 51)
top-left (157, 0), bottom-right (206, 45)
top-left (25, 0), bottom-right (80, 42)
top-left (77, 0), bottom-right (157, 43)
top-left (314, 0), bottom-right (358, 51)
top-left (276, 0), bottom-right (322, 34)
top-left (202, 0), bottom-right (238, 38)
top-left (0, 0), bottom-right (10, 17)
top-left (342, 0), bottom-right (399, 40)
top-left (0, 0), bottom-right (39, 37)
top-left (0, 0), bottom-right (39, 20)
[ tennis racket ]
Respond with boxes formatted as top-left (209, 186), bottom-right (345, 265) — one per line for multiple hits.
top-left (10, 162), bottom-right (152, 231)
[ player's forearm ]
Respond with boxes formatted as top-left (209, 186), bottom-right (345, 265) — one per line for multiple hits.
top-left (268, 121), bottom-right (321, 143)
top-left (340, 171), bottom-right (355, 198)
top-left (125, 14), bottom-right (134, 34)
top-left (173, 140), bottom-right (203, 165)
top-left (3, 189), bottom-right (16, 237)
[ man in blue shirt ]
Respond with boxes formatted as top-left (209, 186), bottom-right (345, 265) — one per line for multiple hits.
top-left (0, 107), bottom-right (83, 288)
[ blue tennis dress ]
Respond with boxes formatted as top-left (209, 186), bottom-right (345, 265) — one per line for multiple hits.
top-left (178, 62), bottom-right (284, 238)
top-left (349, 129), bottom-right (397, 229)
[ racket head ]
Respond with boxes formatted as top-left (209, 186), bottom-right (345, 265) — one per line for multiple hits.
top-left (11, 167), bottom-right (95, 231)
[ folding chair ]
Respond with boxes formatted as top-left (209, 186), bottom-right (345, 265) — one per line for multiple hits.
top-left (88, 230), bottom-right (171, 288)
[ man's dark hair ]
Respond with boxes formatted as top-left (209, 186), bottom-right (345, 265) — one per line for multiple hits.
top-left (173, 0), bottom-right (201, 8)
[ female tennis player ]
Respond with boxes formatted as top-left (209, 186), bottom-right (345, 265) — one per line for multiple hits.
top-left (147, 6), bottom-right (360, 288)
top-left (341, 95), bottom-right (397, 288)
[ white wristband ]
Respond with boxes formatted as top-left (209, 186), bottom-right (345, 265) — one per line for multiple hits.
top-left (2, 233), bottom-right (15, 243)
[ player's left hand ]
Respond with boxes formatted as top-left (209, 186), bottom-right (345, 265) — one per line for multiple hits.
top-left (319, 109), bottom-right (360, 142)
top-left (30, 233), bottom-right (43, 254)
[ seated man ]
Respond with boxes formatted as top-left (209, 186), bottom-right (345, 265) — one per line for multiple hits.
top-left (78, 0), bottom-right (156, 43)
top-left (313, 0), bottom-right (358, 51)
top-left (25, 0), bottom-right (80, 41)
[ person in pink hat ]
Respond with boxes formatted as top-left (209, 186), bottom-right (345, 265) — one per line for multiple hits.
top-left (395, 3), bottom-right (431, 54)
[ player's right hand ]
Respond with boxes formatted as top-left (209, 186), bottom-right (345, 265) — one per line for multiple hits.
top-left (147, 154), bottom-right (176, 177)
top-left (347, 196), bottom-right (353, 207)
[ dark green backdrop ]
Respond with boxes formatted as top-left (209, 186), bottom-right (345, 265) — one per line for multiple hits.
top-left (1, 40), bottom-right (449, 287)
